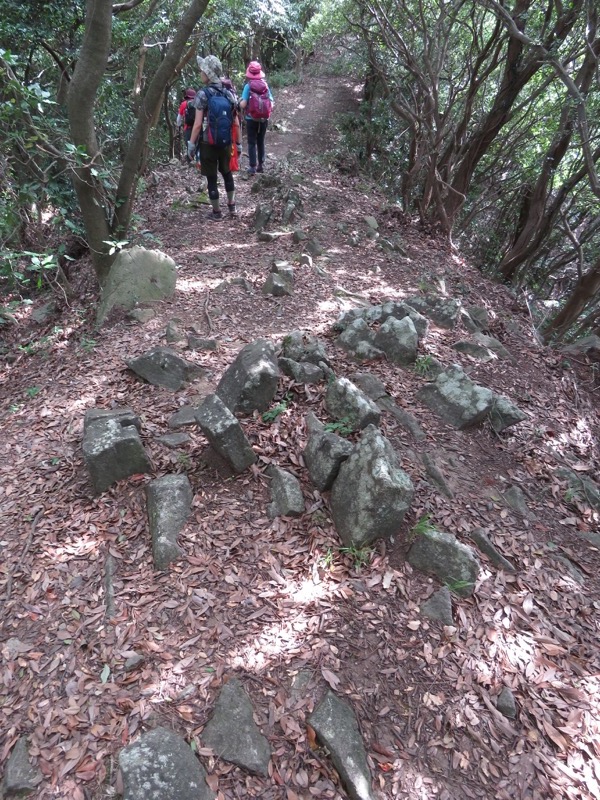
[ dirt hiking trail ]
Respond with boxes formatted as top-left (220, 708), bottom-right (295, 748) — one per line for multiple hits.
top-left (1, 55), bottom-right (600, 800)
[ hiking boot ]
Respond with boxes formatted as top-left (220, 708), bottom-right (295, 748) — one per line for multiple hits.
top-left (256, 163), bottom-right (264, 173)
top-left (227, 203), bottom-right (237, 218)
top-left (207, 209), bottom-right (223, 221)
top-left (247, 167), bottom-right (256, 176)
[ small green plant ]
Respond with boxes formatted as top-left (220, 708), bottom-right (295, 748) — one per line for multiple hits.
top-left (25, 386), bottom-right (41, 398)
top-left (103, 239), bottom-right (129, 255)
top-left (339, 544), bottom-right (373, 571)
top-left (323, 417), bottom-right (354, 436)
top-left (177, 452), bottom-right (192, 468)
top-left (412, 514), bottom-right (434, 537)
top-left (564, 487), bottom-right (577, 504)
top-left (261, 396), bottom-right (291, 423)
top-left (50, 456), bottom-right (61, 466)
top-left (80, 336), bottom-right (97, 353)
top-left (321, 547), bottom-right (335, 569)
top-left (445, 578), bottom-right (474, 594)
top-left (414, 355), bottom-right (434, 376)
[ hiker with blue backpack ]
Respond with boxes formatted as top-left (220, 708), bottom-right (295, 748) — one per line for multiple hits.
top-left (188, 55), bottom-right (242, 220)
top-left (239, 61), bottom-right (274, 175)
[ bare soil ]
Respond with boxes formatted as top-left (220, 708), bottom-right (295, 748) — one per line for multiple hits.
top-left (1, 57), bottom-right (600, 800)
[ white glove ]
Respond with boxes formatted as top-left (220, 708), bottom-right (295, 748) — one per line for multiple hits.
top-left (187, 140), bottom-right (196, 158)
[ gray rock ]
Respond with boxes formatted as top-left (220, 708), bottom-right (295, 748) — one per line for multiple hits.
top-left (373, 316), bottom-right (419, 365)
top-left (31, 301), bottom-right (56, 324)
top-left (421, 587), bottom-right (454, 625)
top-left (298, 253), bottom-right (313, 267)
top-left (84, 407), bottom-right (142, 432)
top-left (552, 555), bottom-right (585, 585)
top-left (267, 466), bottom-right (305, 518)
top-left (331, 425), bottom-right (414, 547)
top-left (216, 339), bottom-right (279, 414)
top-left (406, 295), bottom-right (461, 329)
top-left (127, 347), bottom-right (204, 391)
top-left (305, 238), bottom-right (324, 257)
top-left (326, 377), bottom-right (381, 431)
top-left (380, 301), bottom-right (429, 339)
top-left (146, 475), bottom-right (193, 570)
top-left (469, 528), bottom-right (516, 572)
top-left (165, 318), bottom-right (186, 344)
top-left (422, 452), bottom-right (454, 498)
top-left (278, 357), bottom-right (324, 384)
top-left (262, 272), bottom-right (293, 296)
top-left (125, 653), bottom-right (145, 671)
top-left (281, 330), bottom-right (331, 366)
top-left (560, 334), bottom-right (600, 358)
top-left (377, 396), bottom-right (427, 440)
top-left (202, 678), bottom-right (271, 776)
top-left (473, 333), bottom-right (514, 361)
top-left (363, 215), bottom-right (378, 231)
top-left (97, 247), bottom-right (176, 325)
top-left (308, 691), bottom-right (375, 800)
top-left (501, 485), bottom-right (534, 519)
top-left (254, 202), bottom-right (273, 232)
top-left (489, 395), bottom-right (527, 432)
top-left (188, 337), bottom-right (218, 351)
top-left (119, 726), bottom-right (214, 800)
top-left (156, 432), bottom-right (191, 448)
top-left (292, 229), bottom-right (308, 243)
top-left (350, 372), bottom-right (387, 401)
top-left (496, 687), bottom-right (517, 719)
top-left (128, 307), bottom-right (157, 324)
top-left (195, 394), bottom-right (256, 474)
top-left (417, 366), bottom-right (494, 429)
top-left (556, 468), bottom-right (600, 511)
top-left (452, 340), bottom-right (496, 362)
top-left (303, 411), bottom-right (353, 491)
top-left (462, 305), bottom-right (490, 332)
top-left (408, 528), bottom-right (480, 597)
top-left (2, 737), bottom-right (42, 797)
top-left (338, 319), bottom-right (382, 361)
top-left (83, 409), bottom-right (151, 494)
top-left (168, 405), bottom-right (200, 429)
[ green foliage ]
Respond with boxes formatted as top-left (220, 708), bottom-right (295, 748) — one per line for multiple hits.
top-left (412, 514), bottom-right (434, 537)
top-left (323, 417), bottom-right (353, 436)
top-left (414, 355), bottom-right (434, 377)
top-left (261, 395), bottom-right (291, 423)
top-left (339, 544), bottom-right (373, 571)
top-left (25, 386), bottom-right (41, 398)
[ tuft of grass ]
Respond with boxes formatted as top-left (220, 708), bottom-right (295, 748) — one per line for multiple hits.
top-left (339, 544), bottom-right (373, 571)
top-left (412, 514), bottom-right (434, 537)
top-left (414, 354), bottom-right (434, 376)
top-left (25, 386), bottom-right (41, 399)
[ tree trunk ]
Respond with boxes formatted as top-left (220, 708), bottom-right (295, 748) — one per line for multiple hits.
top-left (541, 257), bottom-right (600, 342)
top-left (66, 0), bottom-right (114, 285)
top-left (66, 0), bottom-right (211, 286)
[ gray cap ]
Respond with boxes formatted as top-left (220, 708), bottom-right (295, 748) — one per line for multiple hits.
top-left (197, 55), bottom-right (222, 84)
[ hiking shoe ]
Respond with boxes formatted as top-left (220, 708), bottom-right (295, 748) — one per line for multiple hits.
top-left (256, 163), bottom-right (264, 173)
top-left (247, 167), bottom-right (256, 176)
top-left (227, 203), bottom-right (237, 218)
top-left (207, 210), bottom-right (223, 221)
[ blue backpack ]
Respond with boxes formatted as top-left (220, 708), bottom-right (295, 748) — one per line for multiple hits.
top-left (204, 86), bottom-right (233, 148)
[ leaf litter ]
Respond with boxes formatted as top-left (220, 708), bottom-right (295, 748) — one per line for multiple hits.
top-left (0, 61), bottom-right (599, 800)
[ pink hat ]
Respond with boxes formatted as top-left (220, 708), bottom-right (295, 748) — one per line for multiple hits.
top-left (246, 61), bottom-right (265, 79)
top-left (185, 88), bottom-right (196, 99)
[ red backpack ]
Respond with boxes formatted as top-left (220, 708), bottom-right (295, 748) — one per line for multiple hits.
top-left (247, 79), bottom-right (272, 120)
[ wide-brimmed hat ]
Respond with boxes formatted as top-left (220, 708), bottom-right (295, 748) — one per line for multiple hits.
top-left (184, 88), bottom-right (196, 100)
top-left (245, 60), bottom-right (265, 79)
top-left (197, 55), bottom-right (222, 84)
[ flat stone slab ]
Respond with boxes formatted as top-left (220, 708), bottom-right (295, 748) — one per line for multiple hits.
top-left (119, 726), bottom-right (214, 800)
top-left (146, 474), bottom-right (193, 570)
top-left (303, 411), bottom-right (353, 492)
top-left (417, 366), bottom-right (494, 429)
top-left (408, 528), bottom-right (480, 597)
top-left (202, 678), bottom-right (271, 775)
top-left (267, 465), bottom-right (305, 518)
top-left (308, 691), bottom-right (375, 800)
top-left (489, 394), bottom-right (527, 432)
top-left (127, 346), bottom-right (204, 391)
top-left (2, 737), bottom-right (42, 797)
top-left (195, 394), bottom-right (256, 473)
top-left (421, 586), bottom-right (454, 625)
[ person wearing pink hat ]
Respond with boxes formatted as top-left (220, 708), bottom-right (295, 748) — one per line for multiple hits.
top-left (239, 60), bottom-right (274, 175)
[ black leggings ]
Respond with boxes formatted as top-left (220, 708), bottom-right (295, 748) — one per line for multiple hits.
top-left (207, 171), bottom-right (234, 200)
top-left (246, 119), bottom-right (268, 168)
